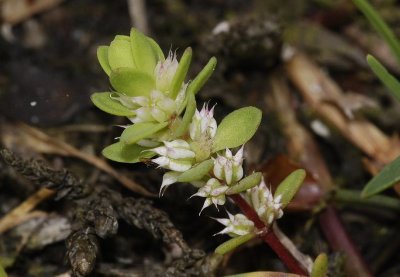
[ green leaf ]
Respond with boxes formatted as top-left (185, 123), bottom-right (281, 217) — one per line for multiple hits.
top-left (108, 37), bottom-right (136, 70)
top-left (215, 233), bottom-right (255, 255)
top-left (0, 264), bottom-right (6, 277)
top-left (187, 57), bottom-right (217, 95)
top-left (170, 47), bottom-right (192, 99)
top-left (91, 92), bottom-right (135, 116)
top-left (311, 253), bottom-right (328, 277)
top-left (110, 68), bottom-right (155, 97)
top-left (102, 142), bottom-right (155, 163)
top-left (177, 159), bottom-right (214, 182)
top-left (212, 106), bottom-right (262, 152)
top-left (130, 28), bottom-right (158, 75)
top-left (353, 0), bottom-right (400, 66)
top-left (120, 122), bottom-right (168, 145)
top-left (172, 90), bottom-right (196, 138)
top-left (227, 172), bottom-right (262, 195)
top-left (97, 46), bottom-right (111, 76)
top-left (274, 169), bottom-right (306, 208)
top-left (147, 37), bottom-right (165, 62)
top-left (367, 55), bottom-right (400, 101)
top-left (362, 155), bottom-right (400, 198)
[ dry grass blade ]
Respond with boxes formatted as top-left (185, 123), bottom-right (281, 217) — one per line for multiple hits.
top-left (267, 74), bottom-right (372, 277)
top-left (285, 52), bottom-right (400, 166)
top-left (0, 187), bottom-right (53, 234)
top-left (1, 122), bottom-right (154, 196)
top-left (1, 0), bottom-right (64, 25)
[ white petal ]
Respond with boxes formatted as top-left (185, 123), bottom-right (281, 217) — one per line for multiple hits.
top-left (135, 107), bottom-right (154, 122)
top-left (168, 148), bottom-right (195, 159)
top-left (150, 146), bottom-right (168, 156)
top-left (160, 172), bottom-right (180, 196)
top-left (199, 198), bottom-right (212, 215)
top-left (152, 156), bottom-right (170, 167)
top-left (168, 159), bottom-right (192, 172)
top-left (151, 107), bottom-right (167, 123)
top-left (165, 139), bottom-right (190, 149)
top-left (224, 162), bottom-right (233, 185)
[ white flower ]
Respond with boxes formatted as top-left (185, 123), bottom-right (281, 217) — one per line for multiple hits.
top-left (191, 178), bottom-right (229, 213)
top-left (214, 212), bottom-right (254, 237)
top-left (154, 51), bottom-right (179, 93)
top-left (213, 147), bottom-right (244, 185)
top-left (245, 178), bottom-right (283, 226)
top-left (151, 140), bottom-right (195, 172)
top-left (189, 104), bottom-right (217, 141)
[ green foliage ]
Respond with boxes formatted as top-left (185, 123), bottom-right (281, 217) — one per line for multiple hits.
top-left (366, 55), bottom-right (400, 101)
top-left (0, 263), bottom-right (7, 277)
top-left (274, 169), bottom-right (306, 208)
top-left (362, 156), bottom-right (400, 198)
top-left (214, 233), bottom-right (255, 255)
top-left (172, 91), bottom-right (196, 138)
top-left (91, 92), bottom-right (135, 116)
top-left (212, 107), bottom-right (262, 152)
top-left (102, 142), bottom-right (155, 163)
top-left (311, 253), bottom-right (328, 277)
top-left (188, 57), bottom-right (217, 95)
top-left (110, 68), bottom-right (155, 97)
top-left (97, 46), bottom-right (111, 76)
top-left (120, 122), bottom-right (168, 145)
top-left (177, 159), bottom-right (214, 182)
top-left (108, 37), bottom-right (136, 70)
top-left (170, 47), bottom-right (192, 99)
top-left (130, 29), bottom-right (158, 75)
top-left (352, 0), bottom-right (400, 65)
top-left (227, 172), bottom-right (262, 195)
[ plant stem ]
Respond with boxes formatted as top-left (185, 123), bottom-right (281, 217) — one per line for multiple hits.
top-left (230, 194), bottom-right (308, 276)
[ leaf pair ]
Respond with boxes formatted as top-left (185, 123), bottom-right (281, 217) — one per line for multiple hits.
top-left (97, 30), bottom-right (164, 76)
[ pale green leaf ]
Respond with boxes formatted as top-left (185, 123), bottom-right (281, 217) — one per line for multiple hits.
top-left (367, 55), bottom-right (400, 101)
top-left (91, 92), bottom-right (135, 116)
top-left (274, 169), bottom-right (306, 208)
top-left (187, 57), bottom-right (217, 95)
top-left (212, 106), bottom-right (262, 152)
top-left (226, 172), bottom-right (262, 195)
top-left (172, 91), bottom-right (196, 138)
top-left (102, 142), bottom-right (155, 163)
top-left (110, 68), bottom-right (155, 97)
top-left (97, 46), bottom-right (111, 76)
top-left (177, 159), bottom-right (214, 182)
top-left (362, 155), bottom-right (400, 198)
top-left (130, 28), bottom-right (158, 75)
top-left (311, 253), bottom-right (328, 277)
top-left (170, 47), bottom-right (192, 99)
top-left (108, 38), bottom-right (136, 70)
top-left (215, 233), bottom-right (255, 255)
top-left (120, 122), bottom-right (168, 145)
top-left (147, 37), bottom-right (165, 61)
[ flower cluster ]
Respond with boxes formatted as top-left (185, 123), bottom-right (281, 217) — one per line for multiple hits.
top-left (92, 28), bottom-right (304, 252)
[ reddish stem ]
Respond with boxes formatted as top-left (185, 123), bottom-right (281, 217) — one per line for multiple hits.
top-left (319, 206), bottom-right (372, 277)
top-left (230, 194), bottom-right (308, 276)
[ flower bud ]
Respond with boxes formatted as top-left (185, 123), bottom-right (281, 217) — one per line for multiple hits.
top-left (214, 212), bottom-right (254, 237)
top-left (189, 104), bottom-right (217, 142)
top-left (213, 147), bottom-right (244, 185)
top-left (245, 178), bottom-right (283, 226)
top-left (154, 51), bottom-right (179, 93)
top-left (151, 140), bottom-right (195, 172)
top-left (191, 178), bottom-right (229, 213)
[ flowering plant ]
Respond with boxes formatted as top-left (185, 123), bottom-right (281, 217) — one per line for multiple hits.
top-left (91, 28), bottom-right (317, 275)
